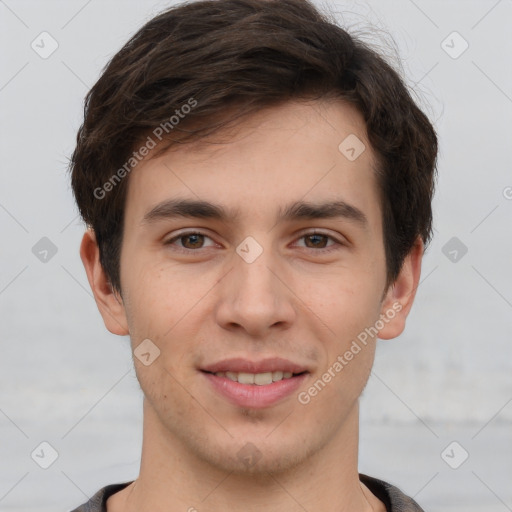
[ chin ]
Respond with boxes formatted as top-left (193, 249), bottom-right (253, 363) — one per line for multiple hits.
top-left (192, 428), bottom-right (322, 477)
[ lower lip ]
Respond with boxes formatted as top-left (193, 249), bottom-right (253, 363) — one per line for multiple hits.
top-left (202, 371), bottom-right (308, 409)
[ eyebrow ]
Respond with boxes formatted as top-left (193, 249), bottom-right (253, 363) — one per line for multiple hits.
top-left (142, 198), bottom-right (369, 228)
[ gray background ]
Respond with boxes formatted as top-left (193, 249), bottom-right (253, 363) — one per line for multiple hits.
top-left (0, 0), bottom-right (511, 510)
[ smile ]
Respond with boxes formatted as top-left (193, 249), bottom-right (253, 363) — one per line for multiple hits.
top-left (201, 370), bottom-right (309, 409)
top-left (209, 370), bottom-right (302, 385)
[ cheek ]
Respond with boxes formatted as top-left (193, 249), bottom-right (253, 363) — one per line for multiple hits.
top-left (136, 363), bottom-right (199, 429)
top-left (301, 274), bottom-right (383, 398)
top-left (305, 272), bottom-right (383, 337)
top-left (123, 262), bottom-right (212, 370)
top-left (123, 259), bottom-right (177, 321)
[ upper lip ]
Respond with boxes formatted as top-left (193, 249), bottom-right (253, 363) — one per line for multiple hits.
top-left (201, 357), bottom-right (309, 374)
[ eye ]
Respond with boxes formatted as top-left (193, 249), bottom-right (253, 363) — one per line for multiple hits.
top-left (163, 230), bottom-right (344, 254)
top-left (294, 231), bottom-right (343, 253)
top-left (164, 231), bottom-right (216, 251)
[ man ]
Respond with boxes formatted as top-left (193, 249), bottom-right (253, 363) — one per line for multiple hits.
top-left (69, 0), bottom-right (437, 510)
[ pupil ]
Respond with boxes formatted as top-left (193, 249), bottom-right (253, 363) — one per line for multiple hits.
top-left (184, 234), bottom-right (203, 248)
top-left (308, 234), bottom-right (326, 248)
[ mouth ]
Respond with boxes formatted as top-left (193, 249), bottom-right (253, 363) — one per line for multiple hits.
top-left (200, 356), bottom-right (309, 376)
top-left (201, 369), bottom-right (307, 385)
top-left (200, 358), bottom-right (310, 408)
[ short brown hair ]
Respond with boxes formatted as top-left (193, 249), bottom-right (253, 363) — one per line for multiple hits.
top-left (69, 0), bottom-right (438, 295)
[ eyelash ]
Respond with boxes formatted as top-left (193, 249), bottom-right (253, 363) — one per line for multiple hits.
top-left (164, 230), bottom-right (344, 254)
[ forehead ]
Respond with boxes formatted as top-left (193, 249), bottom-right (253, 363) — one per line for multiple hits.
top-left (123, 99), bottom-right (381, 230)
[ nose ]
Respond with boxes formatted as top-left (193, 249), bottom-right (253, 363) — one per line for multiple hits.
top-left (214, 242), bottom-right (297, 337)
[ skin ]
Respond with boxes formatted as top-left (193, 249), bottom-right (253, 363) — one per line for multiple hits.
top-left (80, 99), bottom-right (423, 512)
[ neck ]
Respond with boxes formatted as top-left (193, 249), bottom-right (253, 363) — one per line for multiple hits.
top-left (109, 399), bottom-right (380, 512)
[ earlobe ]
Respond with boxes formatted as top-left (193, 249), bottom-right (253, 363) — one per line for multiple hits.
top-left (377, 237), bottom-right (424, 340)
top-left (79, 228), bottom-right (129, 336)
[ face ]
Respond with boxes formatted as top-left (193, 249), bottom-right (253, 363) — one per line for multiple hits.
top-left (85, 99), bottom-right (419, 476)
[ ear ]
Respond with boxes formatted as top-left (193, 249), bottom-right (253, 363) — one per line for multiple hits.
top-left (377, 237), bottom-right (423, 340)
top-left (79, 228), bottom-right (129, 336)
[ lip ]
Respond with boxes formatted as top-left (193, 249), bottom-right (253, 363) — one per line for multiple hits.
top-left (202, 371), bottom-right (309, 409)
top-left (200, 357), bottom-right (309, 374)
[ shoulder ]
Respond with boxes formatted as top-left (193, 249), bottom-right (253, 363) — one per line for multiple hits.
top-left (68, 481), bottom-right (134, 512)
top-left (360, 473), bottom-right (426, 512)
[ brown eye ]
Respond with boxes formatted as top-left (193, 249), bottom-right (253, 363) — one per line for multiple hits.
top-left (180, 233), bottom-right (205, 249)
top-left (303, 233), bottom-right (330, 249)
top-left (295, 231), bottom-right (342, 253)
top-left (165, 231), bottom-right (215, 251)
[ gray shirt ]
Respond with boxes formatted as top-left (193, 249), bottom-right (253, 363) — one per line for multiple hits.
top-left (69, 473), bottom-right (425, 511)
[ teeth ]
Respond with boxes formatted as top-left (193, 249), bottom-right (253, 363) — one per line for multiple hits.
top-left (272, 371), bottom-right (283, 381)
top-left (214, 370), bottom-right (296, 385)
top-left (254, 372), bottom-right (273, 385)
top-left (238, 372), bottom-right (255, 385)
